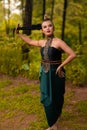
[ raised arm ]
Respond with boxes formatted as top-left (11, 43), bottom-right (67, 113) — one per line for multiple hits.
top-left (17, 33), bottom-right (41, 47)
top-left (15, 24), bottom-right (42, 47)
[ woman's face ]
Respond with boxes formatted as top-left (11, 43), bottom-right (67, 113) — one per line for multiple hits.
top-left (41, 20), bottom-right (54, 37)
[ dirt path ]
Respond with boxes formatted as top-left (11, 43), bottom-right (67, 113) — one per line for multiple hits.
top-left (0, 74), bottom-right (87, 130)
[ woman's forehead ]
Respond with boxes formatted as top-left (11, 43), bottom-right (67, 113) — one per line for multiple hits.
top-left (42, 20), bottom-right (52, 26)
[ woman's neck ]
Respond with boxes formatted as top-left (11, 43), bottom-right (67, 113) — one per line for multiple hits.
top-left (46, 34), bottom-right (54, 39)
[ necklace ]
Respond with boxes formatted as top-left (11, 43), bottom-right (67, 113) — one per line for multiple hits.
top-left (43, 36), bottom-right (53, 73)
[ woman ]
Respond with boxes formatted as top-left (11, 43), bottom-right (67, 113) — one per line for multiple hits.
top-left (16, 17), bottom-right (76, 130)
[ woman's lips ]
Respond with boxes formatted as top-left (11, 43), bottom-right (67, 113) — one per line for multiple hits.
top-left (47, 30), bottom-right (50, 33)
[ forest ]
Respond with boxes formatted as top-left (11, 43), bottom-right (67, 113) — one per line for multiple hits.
top-left (0, 0), bottom-right (87, 130)
top-left (0, 0), bottom-right (87, 85)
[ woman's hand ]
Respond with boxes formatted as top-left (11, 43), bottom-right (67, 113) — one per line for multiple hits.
top-left (56, 66), bottom-right (65, 78)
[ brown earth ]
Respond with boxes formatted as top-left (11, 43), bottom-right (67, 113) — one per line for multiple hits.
top-left (0, 73), bottom-right (87, 130)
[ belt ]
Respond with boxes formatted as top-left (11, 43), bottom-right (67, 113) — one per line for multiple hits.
top-left (41, 60), bottom-right (61, 64)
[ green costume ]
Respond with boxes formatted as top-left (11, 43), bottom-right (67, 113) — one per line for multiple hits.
top-left (39, 37), bottom-right (65, 127)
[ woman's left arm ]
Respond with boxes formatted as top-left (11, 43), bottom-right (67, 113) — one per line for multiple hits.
top-left (56, 39), bottom-right (76, 76)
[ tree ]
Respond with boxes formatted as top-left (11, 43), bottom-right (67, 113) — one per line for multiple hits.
top-left (61, 0), bottom-right (68, 40)
top-left (66, 1), bottom-right (86, 44)
top-left (51, 0), bottom-right (55, 21)
top-left (42, 0), bottom-right (46, 20)
top-left (23, 0), bottom-right (33, 35)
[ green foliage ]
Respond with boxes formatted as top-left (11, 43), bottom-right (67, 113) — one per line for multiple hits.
top-left (65, 43), bottom-right (87, 85)
top-left (0, 80), bottom-right (12, 89)
top-left (0, 0), bottom-right (87, 85)
top-left (76, 101), bottom-right (87, 117)
top-left (0, 34), bottom-right (41, 79)
top-left (0, 2), bottom-right (4, 24)
top-left (0, 38), bottom-right (22, 76)
top-left (27, 44), bottom-right (41, 79)
top-left (0, 33), bottom-right (87, 84)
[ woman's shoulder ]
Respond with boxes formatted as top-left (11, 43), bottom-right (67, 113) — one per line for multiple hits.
top-left (52, 37), bottom-right (64, 48)
top-left (39, 39), bottom-right (47, 47)
top-left (53, 37), bottom-right (63, 42)
top-left (54, 37), bottom-right (66, 46)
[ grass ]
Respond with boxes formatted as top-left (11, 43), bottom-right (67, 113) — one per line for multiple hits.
top-left (0, 79), bottom-right (12, 88)
top-left (0, 76), bottom-right (87, 130)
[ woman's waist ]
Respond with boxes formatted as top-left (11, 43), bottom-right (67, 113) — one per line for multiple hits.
top-left (41, 59), bottom-right (61, 65)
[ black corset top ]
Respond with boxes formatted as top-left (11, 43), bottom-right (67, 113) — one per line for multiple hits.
top-left (40, 46), bottom-right (61, 61)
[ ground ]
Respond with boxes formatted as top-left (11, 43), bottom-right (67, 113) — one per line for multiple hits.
top-left (0, 73), bottom-right (87, 130)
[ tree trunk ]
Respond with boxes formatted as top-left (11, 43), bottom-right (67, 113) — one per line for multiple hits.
top-left (42, 0), bottom-right (46, 20)
top-left (61, 0), bottom-right (68, 40)
top-left (51, 0), bottom-right (55, 21)
top-left (23, 0), bottom-right (33, 35)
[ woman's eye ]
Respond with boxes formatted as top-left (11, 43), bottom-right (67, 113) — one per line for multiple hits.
top-left (43, 24), bottom-right (53, 29)
top-left (49, 24), bottom-right (52, 27)
top-left (43, 26), bottom-right (47, 28)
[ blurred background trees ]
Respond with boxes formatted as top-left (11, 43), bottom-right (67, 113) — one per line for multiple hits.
top-left (0, 0), bottom-right (87, 86)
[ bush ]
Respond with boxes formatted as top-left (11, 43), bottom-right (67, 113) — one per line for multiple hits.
top-left (0, 34), bottom-right (87, 85)
top-left (0, 42), bottom-right (22, 76)
top-left (65, 43), bottom-right (87, 86)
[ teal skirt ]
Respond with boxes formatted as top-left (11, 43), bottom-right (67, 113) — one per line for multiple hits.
top-left (39, 64), bottom-right (65, 126)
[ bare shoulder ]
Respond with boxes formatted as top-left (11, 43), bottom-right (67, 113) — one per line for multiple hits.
top-left (54, 37), bottom-right (65, 44)
top-left (54, 37), bottom-right (76, 54)
top-left (53, 37), bottom-right (65, 48)
top-left (38, 39), bottom-right (46, 47)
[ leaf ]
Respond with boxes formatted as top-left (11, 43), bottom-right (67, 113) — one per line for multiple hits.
top-left (21, 63), bottom-right (29, 71)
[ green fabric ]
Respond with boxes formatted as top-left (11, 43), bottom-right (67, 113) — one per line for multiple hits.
top-left (39, 65), bottom-right (65, 126)
top-left (39, 65), bottom-right (52, 106)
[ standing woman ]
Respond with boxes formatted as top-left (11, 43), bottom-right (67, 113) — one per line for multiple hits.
top-left (16, 16), bottom-right (76, 130)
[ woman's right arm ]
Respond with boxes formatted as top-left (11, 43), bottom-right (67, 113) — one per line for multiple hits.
top-left (17, 33), bottom-right (41, 47)
top-left (16, 24), bottom-right (43, 47)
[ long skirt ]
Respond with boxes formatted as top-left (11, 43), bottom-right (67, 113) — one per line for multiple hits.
top-left (39, 64), bottom-right (65, 127)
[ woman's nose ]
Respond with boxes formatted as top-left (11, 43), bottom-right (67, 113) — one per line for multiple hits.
top-left (46, 26), bottom-right (49, 30)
